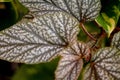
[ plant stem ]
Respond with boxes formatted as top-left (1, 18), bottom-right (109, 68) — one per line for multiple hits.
top-left (80, 22), bottom-right (96, 41)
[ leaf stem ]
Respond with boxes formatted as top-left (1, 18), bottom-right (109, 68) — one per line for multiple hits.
top-left (80, 22), bottom-right (96, 41)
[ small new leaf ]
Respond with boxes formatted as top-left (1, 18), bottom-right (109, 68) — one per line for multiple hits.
top-left (0, 3), bottom-right (79, 64)
top-left (111, 31), bottom-right (120, 49)
top-left (82, 47), bottom-right (120, 80)
top-left (55, 42), bottom-right (90, 80)
top-left (20, 0), bottom-right (101, 21)
top-left (95, 1), bottom-right (120, 37)
top-left (95, 13), bottom-right (116, 37)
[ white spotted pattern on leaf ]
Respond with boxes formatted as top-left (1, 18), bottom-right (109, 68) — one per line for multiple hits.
top-left (19, 0), bottom-right (44, 2)
top-left (20, 0), bottom-right (101, 21)
top-left (55, 42), bottom-right (90, 80)
top-left (82, 47), bottom-right (120, 80)
top-left (0, 9), bottom-right (79, 64)
top-left (111, 31), bottom-right (120, 49)
top-left (22, 2), bottom-right (61, 17)
top-left (47, 0), bottom-right (101, 21)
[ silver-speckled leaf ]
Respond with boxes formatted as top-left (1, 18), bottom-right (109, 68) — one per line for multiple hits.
top-left (0, 10), bottom-right (79, 64)
top-left (50, 0), bottom-right (101, 21)
top-left (55, 42), bottom-right (90, 80)
top-left (19, 0), bottom-right (44, 2)
top-left (111, 31), bottom-right (120, 49)
top-left (22, 2), bottom-right (61, 17)
top-left (20, 0), bottom-right (101, 21)
top-left (82, 47), bottom-right (120, 80)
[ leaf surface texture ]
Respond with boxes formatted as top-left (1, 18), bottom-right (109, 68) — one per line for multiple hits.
top-left (56, 42), bottom-right (90, 80)
top-left (20, 0), bottom-right (101, 21)
top-left (0, 3), bottom-right (79, 64)
top-left (82, 47), bottom-right (120, 80)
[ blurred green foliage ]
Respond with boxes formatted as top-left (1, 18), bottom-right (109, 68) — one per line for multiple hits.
top-left (0, 2), bottom-right (17, 30)
top-left (0, 0), bottom-right (28, 31)
top-left (12, 57), bottom-right (60, 80)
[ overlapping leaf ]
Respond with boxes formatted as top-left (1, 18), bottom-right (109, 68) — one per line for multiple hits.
top-left (49, 0), bottom-right (101, 21)
top-left (20, 0), bottom-right (101, 21)
top-left (111, 31), bottom-right (120, 49)
top-left (22, 2), bottom-right (61, 17)
top-left (55, 42), bottom-right (90, 80)
top-left (81, 47), bottom-right (120, 80)
top-left (0, 3), bottom-right (80, 64)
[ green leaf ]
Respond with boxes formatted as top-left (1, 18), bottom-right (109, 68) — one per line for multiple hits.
top-left (95, 13), bottom-right (116, 37)
top-left (20, 0), bottom-right (101, 22)
top-left (0, 0), bottom-right (12, 2)
top-left (56, 42), bottom-right (90, 80)
top-left (12, 0), bottom-right (29, 21)
top-left (95, 0), bottom-right (120, 36)
top-left (0, 3), bottom-right (79, 64)
top-left (111, 31), bottom-right (120, 49)
top-left (81, 47), bottom-right (120, 80)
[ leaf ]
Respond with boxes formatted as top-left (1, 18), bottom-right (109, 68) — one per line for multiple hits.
top-left (12, 58), bottom-right (60, 80)
top-left (12, 0), bottom-right (29, 21)
top-left (81, 47), bottom-right (120, 80)
top-left (0, 0), bottom-right (28, 31)
top-left (17, 0), bottom-right (61, 17)
top-left (0, 0), bottom-right (12, 2)
top-left (19, 0), bottom-right (101, 22)
top-left (19, 0), bottom-right (44, 2)
top-left (21, 2), bottom-right (61, 16)
top-left (95, 0), bottom-right (120, 36)
top-left (0, 3), bottom-right (80, 64)
top-left (55, 42), bottom-right (90, 80)
top-left (95, 13), bottom-right (116, 37)
top-left (111, 31), bottom-right (120, 49)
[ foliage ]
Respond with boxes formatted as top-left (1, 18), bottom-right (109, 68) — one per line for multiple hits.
top-left (96, 0), bottom-right (120, 36)
top-left (0, 0), bottom-right (28, 30)
top-left (12, 58), bottom-right (60, 80)
top-left (0, 0), bottom-right (120, 80)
